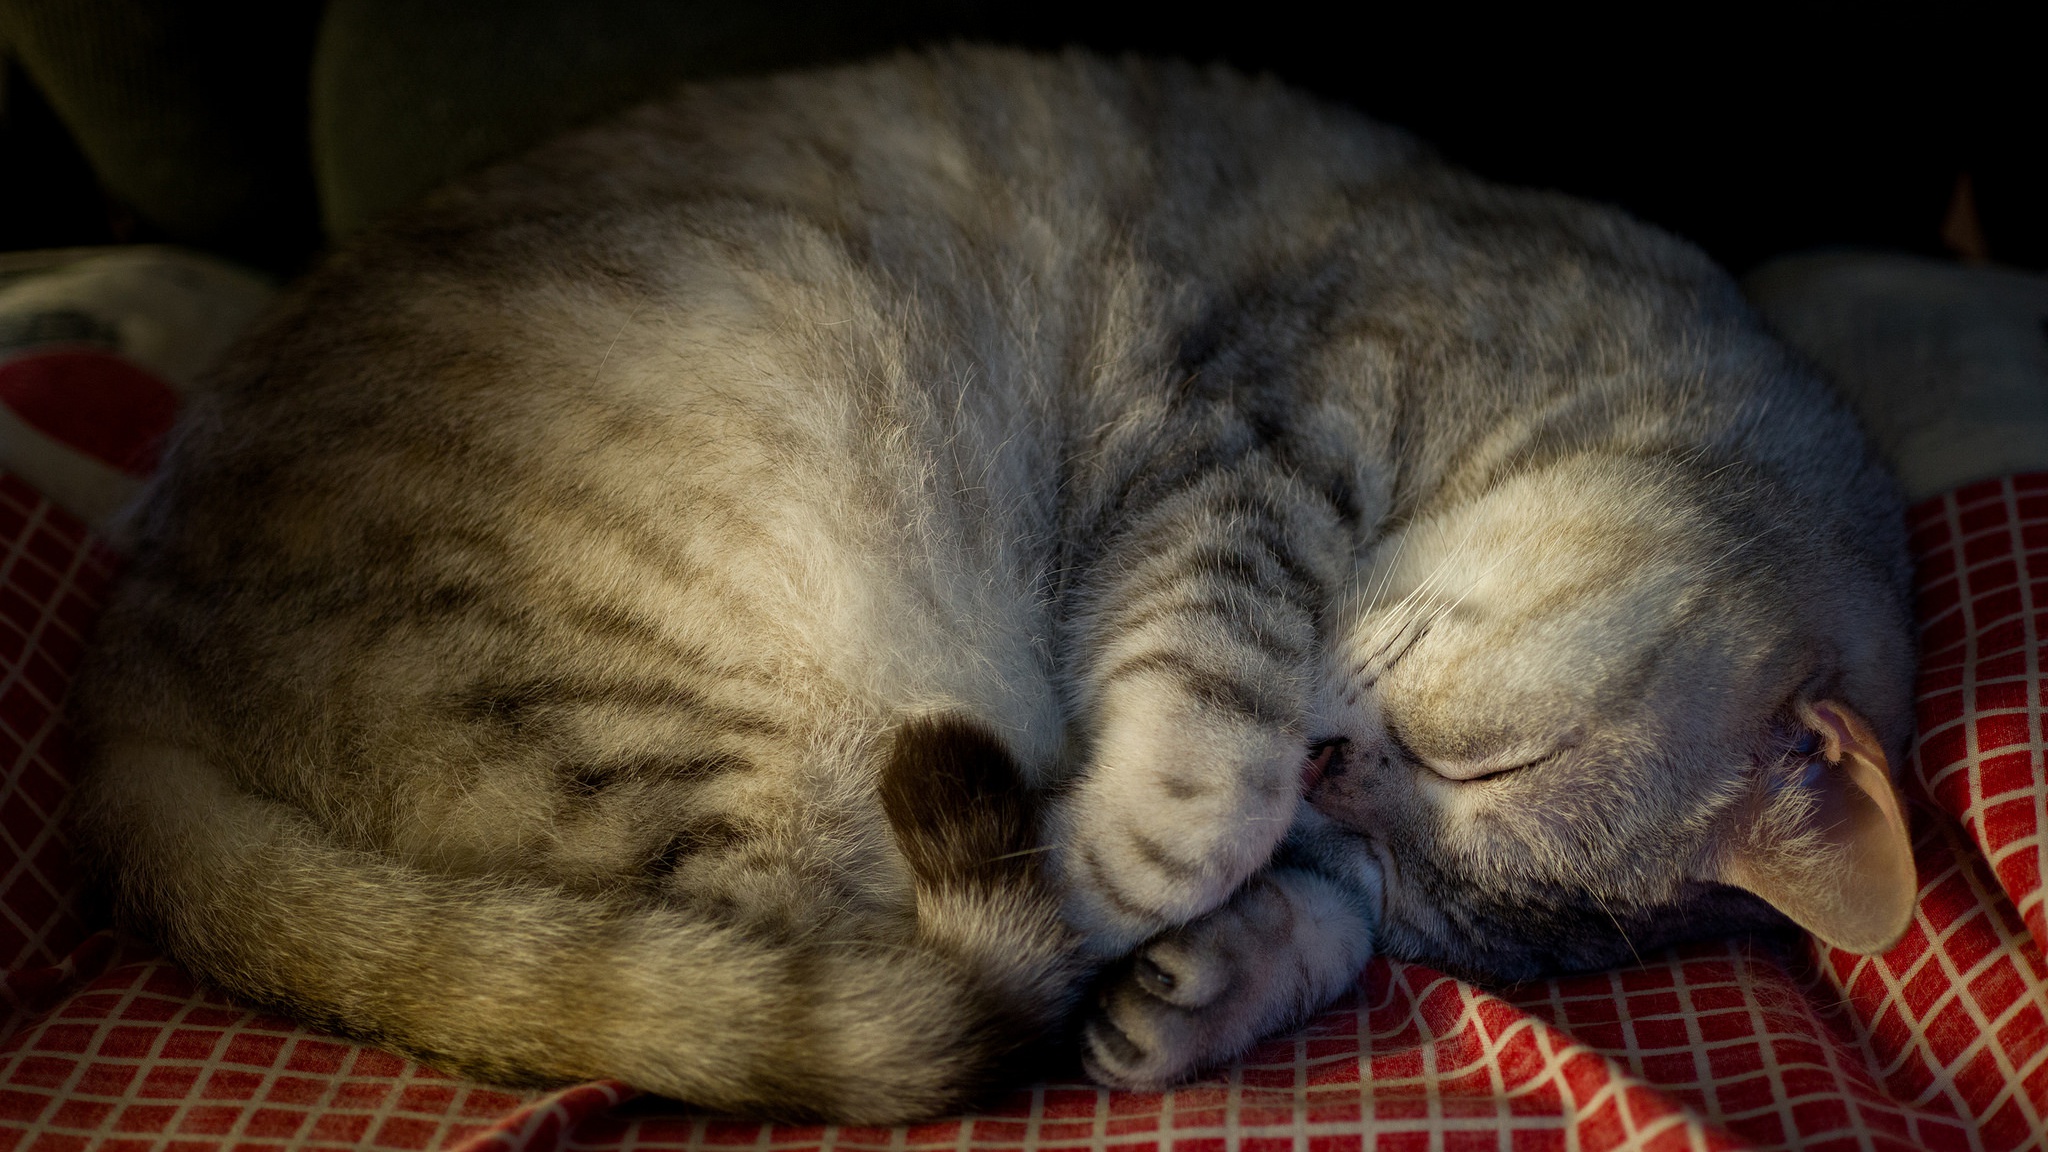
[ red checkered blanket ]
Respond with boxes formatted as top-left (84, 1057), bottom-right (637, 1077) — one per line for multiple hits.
top-left (1, 306), bottom-right (2044, 1151)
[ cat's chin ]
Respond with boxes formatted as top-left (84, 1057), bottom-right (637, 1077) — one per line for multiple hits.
top-left (1376, 882), bottom-right (1803, 987)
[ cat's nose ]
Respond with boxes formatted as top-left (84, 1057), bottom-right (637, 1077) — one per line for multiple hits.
top-left (1304, 740), bottom-right (1384, 827)
top-left (1301, 739), bottom-right (1347, 790)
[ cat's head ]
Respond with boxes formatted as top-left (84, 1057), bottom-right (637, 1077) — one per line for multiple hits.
top-left (1307, 451), bottom-right (1917, 982)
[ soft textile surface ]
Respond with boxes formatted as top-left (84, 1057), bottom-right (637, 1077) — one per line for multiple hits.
top-left (1743, 254), bottom-right (2048, 501)
top-left (0, 246), bottom-right (273, 528)
top-left (1, 352), bottom-right (2045, 1150)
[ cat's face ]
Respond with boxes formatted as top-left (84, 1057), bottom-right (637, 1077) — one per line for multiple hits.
top-left (1306, 454), bottom-right (1917, 982)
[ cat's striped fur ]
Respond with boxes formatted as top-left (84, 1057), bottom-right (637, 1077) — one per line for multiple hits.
top-left (73, 48), bottom-right (1914, 1119)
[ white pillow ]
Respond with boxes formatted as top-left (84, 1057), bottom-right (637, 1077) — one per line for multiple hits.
top-left (1746, 253), bottom-right (2048, 501)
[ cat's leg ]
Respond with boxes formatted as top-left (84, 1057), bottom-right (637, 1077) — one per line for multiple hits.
top-left (1053, 466), bottom-right (1346, 956)
top-left (1080, 851), bottom-right (1377, 1089)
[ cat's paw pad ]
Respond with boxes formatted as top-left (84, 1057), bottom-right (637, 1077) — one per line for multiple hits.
top-left (1081, 868), bottom-right (1377, 1091)
top-left (1081, 957), bottom-right (1215, 1089)
top-left (1080, 920), bottom-right (1249, 1087)
top-left (1130, 934), bottom-right (1231, 1009)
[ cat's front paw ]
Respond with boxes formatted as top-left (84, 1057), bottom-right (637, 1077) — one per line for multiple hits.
top-left (1082, 920), bottom-right (1245, 1088)
top-left (1051, 691), bottom-right (1304, 957)
top-left (1080, 868), bottom-right (1373, 1089)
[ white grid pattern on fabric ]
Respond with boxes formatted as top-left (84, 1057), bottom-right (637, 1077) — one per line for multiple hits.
top-left (1, 473), bottom-right (2046, 1152)
top-left (4, 961), bottom-right (543, 1149)
top-left (0, 475), bottom-right (113, 979)
top-left (1815, 816), bottom-right (2048, 1152)
top-left (1909, 477), bottom-right (2048, 956)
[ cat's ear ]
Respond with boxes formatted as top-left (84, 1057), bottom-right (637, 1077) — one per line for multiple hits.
top-left (1715, 700), bottom-right (1917, 954)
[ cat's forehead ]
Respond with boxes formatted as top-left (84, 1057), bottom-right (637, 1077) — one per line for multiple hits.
top-left (1364, 490), bottom-right (1712, 680)
top-left (1353, 459), bottom-right (1800, 754)
top-left (1370, 461), bottom-right (1709, 599)
top-left (1369, 574), bottom-right (1698, 766)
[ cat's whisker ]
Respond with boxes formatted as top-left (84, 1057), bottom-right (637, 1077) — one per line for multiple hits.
top-left (1407, 522), bottom-right (1538, 639)
top-left (1359, 552), bottom-right (1457, 663)
top-left (1556, 851), bottom-right (1647, 971)
top-left (1700, 529), bottom-right (1769, 577)
top-left (1358, 525), bottom-right (1413, 619)
top-left (1347, 623), bottom-right (1408, 680)
top-left (588, 306), bottom-right (641, 385)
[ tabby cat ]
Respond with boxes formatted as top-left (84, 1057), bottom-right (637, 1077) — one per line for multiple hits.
top-left (72, 48), bottom-right (1918, 1122)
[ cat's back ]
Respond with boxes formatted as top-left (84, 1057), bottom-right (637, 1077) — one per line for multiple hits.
top-left (454, 48), bottom-right (1419, 278)
top-left (81, 48), bottom-right (1426, 883)
top-left (65, 51), bottom-right (1437, 1118)
top-left (142, 46), bottom-right (1427, 580)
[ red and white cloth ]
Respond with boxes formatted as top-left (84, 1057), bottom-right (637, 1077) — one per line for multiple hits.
top-left (0, 255), bottom-right (2043, 1151)
top-left (0, 247), bottom-right (272, 530)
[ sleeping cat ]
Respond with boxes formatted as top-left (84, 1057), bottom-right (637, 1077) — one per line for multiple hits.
top-left (71, 48), bottom-right (1918, 1122)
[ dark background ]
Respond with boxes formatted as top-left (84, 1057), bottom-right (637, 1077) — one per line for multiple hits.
top-left (2, 1), bottom-right (2040, 278)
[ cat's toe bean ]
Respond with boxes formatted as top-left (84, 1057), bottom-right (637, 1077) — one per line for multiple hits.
top-left (1081, 971), bottom-right (1203, 1088)
top-left (1134, 936), bottom-right (1233, 1009)
top-left (1081, 927), bottom-right (1245, 1087)
top-left (1082, 1006), bottom-right (1148, 1070)
top-left (1133, 954), bottom-right (1181, 999)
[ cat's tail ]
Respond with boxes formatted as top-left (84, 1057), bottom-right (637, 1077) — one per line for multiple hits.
top-left (75, 718), bottom-right (1084, 1124)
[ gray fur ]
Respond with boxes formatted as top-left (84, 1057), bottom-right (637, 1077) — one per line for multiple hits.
top-left (71, 48), bottom-right (1913, 1117)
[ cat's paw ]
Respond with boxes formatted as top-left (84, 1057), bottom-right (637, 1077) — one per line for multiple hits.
top-left (1081, 924), bottom-right (1244, 1088)
top-left (1080, 868), bottom-right (1373, 1089)
top-left (1052, 684), bottom-right (1304, 957)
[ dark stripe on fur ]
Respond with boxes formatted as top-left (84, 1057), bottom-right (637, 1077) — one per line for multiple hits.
top-left (646, 819), bottom-right (752, 877)
top-left (1077, 841), bottom-right (1160, 922)
top-left (451, 677), bottom-right (787, 740)
top-left (1157, 770), bottom-right (1216, 800)
top-left (561, 754), bottom-right (750, 797)
top-left (1102, 650), bottom-right (1286, 722)
top-left (1110, 593), bottom-right (1311, 665)
top-left (1127, 825), bottom-right (1200, 880)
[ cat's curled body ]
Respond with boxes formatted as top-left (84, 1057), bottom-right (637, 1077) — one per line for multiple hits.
top-left (74, 49), bottom-right (1917, 1122)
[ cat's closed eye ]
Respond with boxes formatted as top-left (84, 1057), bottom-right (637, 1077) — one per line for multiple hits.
top-left (1432, 756), bottom-right (1542, 783)
top-left (1405, 729), bottom-right (1575, 783)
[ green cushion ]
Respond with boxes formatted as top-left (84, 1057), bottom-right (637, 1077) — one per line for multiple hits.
top-left (0, 0), bottom-right (323, 270)
top-left (311, 0), bottom-right (988, 238)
